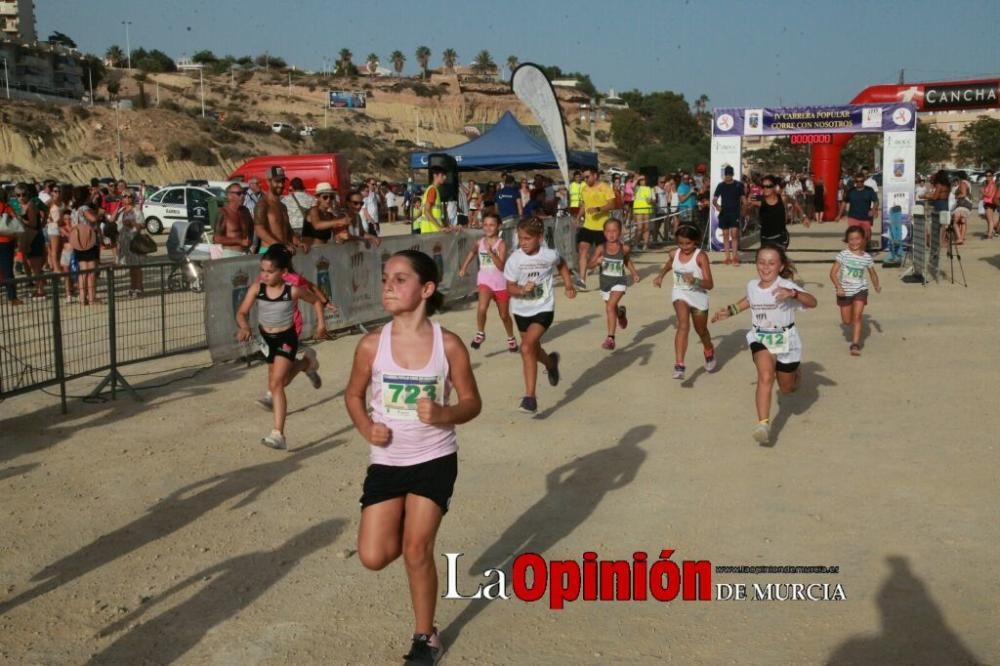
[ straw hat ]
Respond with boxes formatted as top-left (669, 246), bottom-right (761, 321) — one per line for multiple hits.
top-left (314, 182), bottom-right (335, 195)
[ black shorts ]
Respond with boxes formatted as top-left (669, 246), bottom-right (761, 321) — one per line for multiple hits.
top-left (985, 202), bottom-right (996, 211)
top-left (360, 452), bottom-right (458, 514)
top-left (717, 211), bottom-right (739, 229)
top-left (760, 232), bottom-right (790, 250)
top-left (750, 342), bottom-right (800, 373)
top-left (259, 326), bottom-right (298, 363)
top-left (837, 290), bottom-right (868, 307)
top-left (74, 245), bottom-right (100, 262)
top-left (576, 227), bottom-right (605, 247)
top-left (514, 311), bottom-right (554, 332)
top-left (28, 231), bottom-right (46, 258)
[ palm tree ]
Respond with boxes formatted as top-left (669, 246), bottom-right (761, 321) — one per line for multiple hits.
top-left (337, 48), bottom-right (353, 76)
top-left (366, 53), bottom-right (379, 77)
top-left (506, 55), bottom-right (519, 76)
top-left (441, 48), bottom-right (458, 75)
top-left (389, 50), bottom-right (406, 76)
top-left (694, 94), bottom-right (710, 117)
top-left (415, 46), bottom-right (431, 79)
top-left (472, 50), bottom-right (496, 76)
top-left (105, 45), bottom-right (124, 68)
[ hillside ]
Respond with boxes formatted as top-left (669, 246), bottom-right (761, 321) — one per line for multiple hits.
top-left (0, 69), bottom-right (618, 185)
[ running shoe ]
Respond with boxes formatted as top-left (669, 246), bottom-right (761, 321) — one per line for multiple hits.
top-left (601, 336), bottom-right (615, 350)
top-left (518, 396), bottom-right (538, 414)
top-left (256, 391), bottom-right (273, 410)
top-left (301, 348), bottom-right (322, 389)
top-left (617, 305), bottom-right (628, 330)
top-left (704, 350), bottom-right (717, 373)
top-left (572, 277), bottom-right (587, 291)
top-left (403, 630), bottom-right (444, 665)
top-left (849, 343), bottom-right (861, 356)
top-left (471, 331), bottom-right (485, 350)
top-left (506, 336), bottom-right (519, 353)
top-left (546, 352), bottom-right (561, 386)
top-left (261, 430), bottom-right (287, 450)
top-left (752, 422), bottom-right (771, 445)
top-left (672, 364), bottom-right (685, 380)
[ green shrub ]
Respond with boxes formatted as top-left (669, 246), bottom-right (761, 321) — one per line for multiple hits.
top-left (132, 150), bottom-right (157, 167)
top-left (188, 144), bottom-right (219, 166)
top-left (165, 142), bottom-right (190, 161)
top-left (68, 106), bottom-right (90, 120)
top-left (312, 127), bottom-right (362, 152)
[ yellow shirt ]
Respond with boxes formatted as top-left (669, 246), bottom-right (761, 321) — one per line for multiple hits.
top-left (581, 182), bottom-right (614, 231)
top-left (633, 185), bottom-right (653, 213)
top-left (569, 181), bottom-right (584, 207)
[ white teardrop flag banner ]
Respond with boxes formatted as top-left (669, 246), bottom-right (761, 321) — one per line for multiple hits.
top-left (511, 63), bottom-right (570, 186)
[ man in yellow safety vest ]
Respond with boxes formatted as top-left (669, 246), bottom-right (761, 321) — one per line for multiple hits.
top-left (415, 166), bottom-right (449, 234)
top-left (632, 174), bottom-right (654, 250)
top-left (568, 170), bottom-right (584, 218)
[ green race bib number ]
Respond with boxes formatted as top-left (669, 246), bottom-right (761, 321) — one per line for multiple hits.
top-left (382, 374), bottom-right (443, 420)
top-left (602, 259), bottom-right (624, 277)
top-left (842, 265), bottom-right (865, 281)
top-left (755, 329), bottom-right (790, 354)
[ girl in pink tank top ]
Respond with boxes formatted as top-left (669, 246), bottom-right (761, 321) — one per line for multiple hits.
top-left (345, 249), bottom-right (481, 660)
top-left (457, 212), bottom-right (517, 353)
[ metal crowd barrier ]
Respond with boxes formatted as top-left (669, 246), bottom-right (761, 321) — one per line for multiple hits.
top-left (0, 262), bottom-right (207, 412)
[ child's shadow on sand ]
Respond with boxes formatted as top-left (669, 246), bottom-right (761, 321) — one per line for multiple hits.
top-left (765, 361), bottom-right (836, 447)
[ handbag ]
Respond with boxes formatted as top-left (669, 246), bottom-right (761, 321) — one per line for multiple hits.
top-left (130, 230), bottom-right (157, 255)
top-left (0, 212), bottom-right (25, 236)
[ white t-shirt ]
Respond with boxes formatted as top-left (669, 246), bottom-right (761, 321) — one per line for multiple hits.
top-left (363, 191), bottom-right (379, 224)
top-left (385, 191), bottom-right (398, 208)
top-left (504, 246), bottom-right (561, 317)
top-left (864, 177), bottom-right (879, 193)
top-left (835, 250), bottom-right (873, 295)
top-left (746, 277), bottom-right (806, 330)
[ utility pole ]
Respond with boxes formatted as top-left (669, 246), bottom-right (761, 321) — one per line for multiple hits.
top-left (122, 21), bottom-right (133, 71)
top-left (199, 67), bottom-right (205, 117)
top-left (2, 57), bottom-right (9, 100)
top-left (88, 67), bottom-right (94, 106)
top-left (588, 98), bottom-right (596, 152)
top-left (288, 70), bottom-right (292, 100)
top-left (898, 68), bottom-right (905, 85)
top-left (115, 102), bottom-right (124, 178)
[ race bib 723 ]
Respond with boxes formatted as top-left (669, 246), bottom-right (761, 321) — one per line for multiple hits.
top-left (382, 374), bottom-right (443, 420)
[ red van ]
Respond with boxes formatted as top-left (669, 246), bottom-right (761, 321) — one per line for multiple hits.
top-left (228, 153), bottom-right (352, 202)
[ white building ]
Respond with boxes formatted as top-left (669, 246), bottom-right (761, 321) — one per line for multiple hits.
top-left (0, 0), bottom-right (35, 42)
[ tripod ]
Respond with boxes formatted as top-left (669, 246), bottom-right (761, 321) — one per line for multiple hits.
top-left (944, 223), bottom-right (968, 287)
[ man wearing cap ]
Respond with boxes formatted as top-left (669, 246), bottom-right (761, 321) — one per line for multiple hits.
top-left (254, 166), bottom-right (297, 253)
top-left (712, 165), bottom-right (745, 265)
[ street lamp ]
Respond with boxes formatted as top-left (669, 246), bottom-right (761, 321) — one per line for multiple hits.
top-left (588, 98), bottom-right (597, 152)
top-left (2, 57), bottom-right (9, 100)
top-left (121, 21), bottom-right (132, 71)
top-left (199, 67), bottom-right (205, 117)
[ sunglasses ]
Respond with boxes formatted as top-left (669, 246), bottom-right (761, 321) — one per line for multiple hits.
top-left (227, 190), bottom-right (244, 196)
top-left (762, 184), bottom-right (775, 188)
top-left (349, 200), bottom-right (363, 206)
top-left (318, 194), bottom-right (333, 200)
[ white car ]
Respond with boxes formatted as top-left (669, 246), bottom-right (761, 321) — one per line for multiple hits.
top-left (299, 125), bottom-right (315, 137)
top-left (142, 185), bottom-right (223, 234)
top-left (271, 122), bottom-right (295, 134)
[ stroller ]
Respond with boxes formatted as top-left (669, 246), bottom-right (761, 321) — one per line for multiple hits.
top-left (166, 220), bottom-right (213, 292)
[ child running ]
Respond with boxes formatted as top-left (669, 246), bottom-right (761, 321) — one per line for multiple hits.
top-left (504, 217), bottom-right (577, 414)
top-left (345, 250), bottom-right (481, 666)
top-left (236, 245), bottom-right (321, 450)
top-left (711, 245), bottom-right (817, 445)
top-left (830, 224), bottom-right (880, 356)
top-left (255, 246), bottom-right (336, 410)
top-left (653, 225), bottom-right (716, 378)
top-left (457, 211), bottom-right (518, 353)
top-left (587, 218), bottom-right (641, 350)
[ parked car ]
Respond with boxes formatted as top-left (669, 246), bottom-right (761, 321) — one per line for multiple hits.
top-left (299, 126), bottom-right (315, 137)
top-left (142, 184), bottom-right (225, 234)
top-left (271, 122), bottom-right (295, 134)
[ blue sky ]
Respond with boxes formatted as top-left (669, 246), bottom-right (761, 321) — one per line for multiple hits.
top-left (38, 0), bottom-right (999, 108)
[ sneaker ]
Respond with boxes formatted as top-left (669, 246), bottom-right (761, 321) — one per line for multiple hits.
top-left (261, 430), bottom-right (287, 450)
top-left (404, 630), bottom-right (443, 665)
top-left (301, 348), bottom-right (322, 389)
top-left (506, 336), bottom-right (519, 353)
top-left (617, 305), bottom-right (628, 330)
top-left (672, 364), bottom-right (685, 380)
top-left (849, 343), bottom-right (861, 356)
top-left (518, 396), bottom-right (538, 414)
top-left (471, 331), bottom-right (485, 350)
top-left (704, 350), bottom-right (717, 373)
top-left (752, 421), bottom-right (771, 445)
top-left (256, 391), bottom-right (273, 410)
top-left (572, 277), bottom-right (587, 291)
top-left (601, 336), bottom-right (615, 350)
top-left (546, 352), bottom-right (561, 386)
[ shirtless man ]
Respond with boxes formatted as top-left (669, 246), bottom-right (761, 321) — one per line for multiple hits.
top-left (213, 184), bottom-right (253, 254)
top-left (253, 166), bottom-right (297, 253)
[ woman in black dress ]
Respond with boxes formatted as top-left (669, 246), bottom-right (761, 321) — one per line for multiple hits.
top-left (812, 177), bottom-right (826, 226)
top-left (750, 174), bottom-right (789, 249)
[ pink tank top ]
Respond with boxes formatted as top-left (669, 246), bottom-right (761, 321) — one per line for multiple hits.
top-left (368, 320), bottom-right (457, 466)
top-left (476, 237), bottom-right (507, 291)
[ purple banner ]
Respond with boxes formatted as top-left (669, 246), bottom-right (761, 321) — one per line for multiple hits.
top-left (713, 103), bottom-right (916, 137)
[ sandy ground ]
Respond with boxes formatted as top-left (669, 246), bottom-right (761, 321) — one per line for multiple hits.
top-left (1, 221), bottom-right (998, 665)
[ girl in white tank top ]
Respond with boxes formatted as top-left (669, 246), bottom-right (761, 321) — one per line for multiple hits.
top-left (711, 245), bottom-right (817, 446)
top-left (345, 250), bottom-right (481, 659)
top-left (653, 226), bottom-right (716, 379)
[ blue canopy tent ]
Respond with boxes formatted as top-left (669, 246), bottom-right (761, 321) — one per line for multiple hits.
top-left (409, 111), bottom-right (598, 172)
